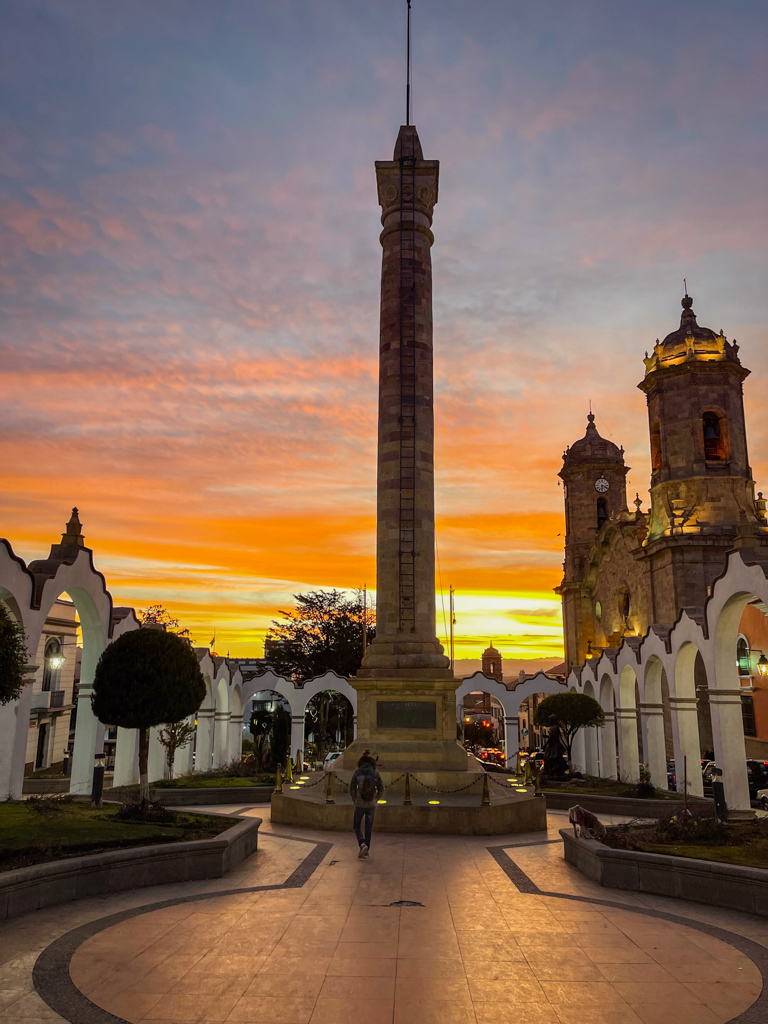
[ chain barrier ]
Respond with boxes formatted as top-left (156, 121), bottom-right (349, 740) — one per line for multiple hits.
top-left (286, 769), bottom-right (531, 797)
top-left (487, 774), bottom-right (532, 791)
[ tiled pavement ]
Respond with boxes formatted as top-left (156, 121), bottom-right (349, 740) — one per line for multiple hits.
top-left (0, 808), bottom-right (765, 1024)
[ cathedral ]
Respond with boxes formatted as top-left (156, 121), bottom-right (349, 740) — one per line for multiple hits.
top-left (557, 294), bottom-right (768, 749)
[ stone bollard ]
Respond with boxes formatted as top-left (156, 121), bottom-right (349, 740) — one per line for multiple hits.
top-left (285, 759), bottom-right (294, 783)
top-left (534, 765), bottom-right (542, 796)
top-left (325, 772), bottom-right (334, 804)
top-left (275, 766), bottom-right (283, 792)
top-left (403, 773), bottom-right (412, 805)
top-left (296, 749), bottom-right (303, 772)
top-left (481, 773), bottom-right (490, 806)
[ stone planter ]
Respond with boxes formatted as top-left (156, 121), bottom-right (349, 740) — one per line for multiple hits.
top-left (0, 815), bottom-right (261, 923)
top-left (561, 828), bottom-right (768, 917)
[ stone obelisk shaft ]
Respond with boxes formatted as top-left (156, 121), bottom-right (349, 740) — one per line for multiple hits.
top-left (359, 124), bottom-right (451, 680)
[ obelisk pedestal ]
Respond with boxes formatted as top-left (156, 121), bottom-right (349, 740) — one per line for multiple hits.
top-left (341, 124), bottom-right (466, 772)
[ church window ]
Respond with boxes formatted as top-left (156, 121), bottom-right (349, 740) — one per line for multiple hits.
top-left (702, 412), bottom-right (724, 461)
top-left (736, 636), bottom-right (751, 677)
top-left (650, 420), bottom-right (662, 471)
top-left (596, 498), bottom-right (608, 529)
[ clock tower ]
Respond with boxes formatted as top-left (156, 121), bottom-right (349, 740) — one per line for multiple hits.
top-left (556, 413), bottom-right (629, 670)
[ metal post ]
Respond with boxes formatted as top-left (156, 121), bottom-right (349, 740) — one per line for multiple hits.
top-left (325, 772), bottom-right (334, 804)
top-left (404, 772), bottom-right (412, 805)
top-left (274, 765), bottom-right (283, 792)
top-left (91, 752), bottom-right (105, 808)
top-left (481, 772), bottom-right (490, 806)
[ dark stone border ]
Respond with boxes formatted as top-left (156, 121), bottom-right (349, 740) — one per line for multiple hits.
top-left (109, 786), bottom-right (274, 806)
top-left (491, 845), bottom-right (768, 1024)
top-left (33, 833), bottom-right (332, 1024)
top-left (32, 832), bottom-right (766, 1024)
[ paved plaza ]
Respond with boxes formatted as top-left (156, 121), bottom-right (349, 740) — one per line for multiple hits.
top-left (0, 808), bottom-right (765, 1024)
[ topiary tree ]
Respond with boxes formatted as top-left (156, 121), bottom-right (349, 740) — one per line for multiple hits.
top-left (533, 692), bottom-right (605, 767)
top-left (0, 603), bottom-right (28, 706)
top-left (92, 628), bottom-right (206, 805)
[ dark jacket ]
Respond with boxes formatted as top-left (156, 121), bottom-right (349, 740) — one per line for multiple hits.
top-left (350, 762), bottom-right (384, 809)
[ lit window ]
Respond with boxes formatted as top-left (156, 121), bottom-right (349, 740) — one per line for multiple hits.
top-left (736, 636), bottom-right (751, 677)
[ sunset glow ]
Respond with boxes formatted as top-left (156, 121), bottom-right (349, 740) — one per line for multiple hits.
top-left (1, 2), bottom-right (766, 671)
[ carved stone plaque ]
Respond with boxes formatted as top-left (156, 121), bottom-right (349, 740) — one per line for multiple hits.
top-left (376, 700), bottom-right (437, 730)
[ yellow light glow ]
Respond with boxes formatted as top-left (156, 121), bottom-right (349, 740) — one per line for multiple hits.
top-left (428, 800), bottom-right (440, 805)
top-left (516, 788), bottom-right (527, 793)
top-left (507, 778), bottom-right (517, 782)
top-left (300, 775), bottom-right (310, 780)
top-left (377, 799), bottom-right (386, 804)
top-left (290, 785), bottom-right (300, 789)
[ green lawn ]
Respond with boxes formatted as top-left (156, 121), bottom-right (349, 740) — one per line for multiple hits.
top-left (142, 773), bottom-right (275, 789)
top-left (542, 776), bottom-right (682, 800)
top-left (0, 801), bottom-right (233, 872)
top-left (637, 840), bottom-right (768, 870)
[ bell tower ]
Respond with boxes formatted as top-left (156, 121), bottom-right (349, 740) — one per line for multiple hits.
top-left (639, 293), bottom-right (756, 541)
top-left (556, 413), bottom-right (629, 671)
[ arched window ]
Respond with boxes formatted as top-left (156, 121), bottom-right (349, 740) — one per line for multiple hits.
top-left (41, 637), bottom-right (62, 692)
top-left (650, 420), bottom-right (662, 471)
top-left (702, 412), bottom-right (724, 461)
top-left (596, 498), bottom-right (608, 529)
top-left (736, 635), bottom-right (751, 677)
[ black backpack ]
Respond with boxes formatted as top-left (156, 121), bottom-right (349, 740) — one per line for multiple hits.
top-left (359, 774), bottom-right (376, 802)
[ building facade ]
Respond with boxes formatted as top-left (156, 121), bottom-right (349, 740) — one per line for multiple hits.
top-left (557, 294), bottom-right (768, 758)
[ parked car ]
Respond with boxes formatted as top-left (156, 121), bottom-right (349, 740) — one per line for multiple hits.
top-left (323, 751), bottom-right (343, 772)
top-left (666, 761), bottom-right (676, 791)
top-left (477, 747), bottom-right (505, 766)
top-left (757, 787), bottom-right (768, 811)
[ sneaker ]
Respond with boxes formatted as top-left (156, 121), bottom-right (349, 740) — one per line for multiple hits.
top-left (358, 843), bottom-right (368, 859)
top-left (362, 845), bottom-right (370, 858)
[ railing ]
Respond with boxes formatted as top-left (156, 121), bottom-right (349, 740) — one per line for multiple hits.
top-left (50, 690), bottom-right (65, 708)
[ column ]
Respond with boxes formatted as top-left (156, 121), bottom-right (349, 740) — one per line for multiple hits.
top-left (583, 725), bottom-right (599, 777)
top-left (228, 714), bottom-right (244, 763)
top-left (503, 716), bottom-right (519, 769)
top-left (173, 717), bottom-right (195, 778)
top-left (570, 726), bottom-right (586, 774)
top-left (112, 727), bottom-right (139, 787)
top-left (615, 706), bottom-right (640, 783)
top-left (708, 688), bottom-right (751, 810)
top-left (597, 713), bottom-right (617, 779)
top-left (290, 714), bottom-right (305, 769)
top-left (148, 725), bottom-right (166, 782)
top-left (69, 680), bottom-right (100, 795)
top-left (352, 714), bottom-right (357, 740)
top-left (195, 709), bottom-right (214, 772)
top-left (639, 703), bottom-right (667, 789)
top-left (668, 697), bottom-right (704, 797)
top-left (213, 711), bottom-right (230, 769)
top-left (0, 666), bottom-right (35, 800)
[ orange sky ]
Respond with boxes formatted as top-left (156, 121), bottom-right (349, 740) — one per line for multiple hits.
top-left (1, 2), bottom-right (767, 669)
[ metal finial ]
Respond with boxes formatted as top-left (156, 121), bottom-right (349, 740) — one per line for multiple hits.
top-left (683, 277), bottom-right (688, 297)
top-left (406, 1), bottom-right (412, 126)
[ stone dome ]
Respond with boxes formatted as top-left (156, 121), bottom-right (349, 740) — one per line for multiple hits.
top-left (562, 414), bottom-right (624, 468)
top-left (661, 294), bottom-right (719, 350)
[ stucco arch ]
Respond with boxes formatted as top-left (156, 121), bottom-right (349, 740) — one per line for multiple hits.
top-left (669, 637), bottom-right (705, 797)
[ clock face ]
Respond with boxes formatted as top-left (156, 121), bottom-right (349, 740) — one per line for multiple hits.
top-left (595, 477), bottom-right (610, 493)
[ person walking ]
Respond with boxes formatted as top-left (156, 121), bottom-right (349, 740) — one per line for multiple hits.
top-left (349, 751), bottom-right (383, 858)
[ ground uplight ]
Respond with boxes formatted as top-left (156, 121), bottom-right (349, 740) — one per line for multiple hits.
top-left (377, 799), bottom-right (387, 804)
top-left (290, 785), bottom-right (300, 790)
top-left (428, 800), bottom-right (440, 805)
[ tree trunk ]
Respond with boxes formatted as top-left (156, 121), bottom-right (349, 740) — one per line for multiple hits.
top-left (138, 726), bottom-right (150, 806)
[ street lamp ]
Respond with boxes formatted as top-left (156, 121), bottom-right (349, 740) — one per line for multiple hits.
top-left (758, 653), bottom-right (768, 677)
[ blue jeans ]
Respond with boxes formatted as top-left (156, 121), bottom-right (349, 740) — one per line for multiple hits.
top-left (353, 806), bottom-right (375, 848)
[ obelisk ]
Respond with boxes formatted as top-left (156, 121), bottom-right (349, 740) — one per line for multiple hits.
top-left (344, 123), bottom-right (466, 772)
